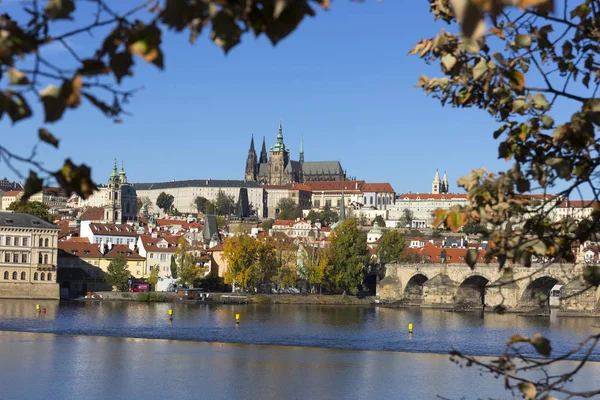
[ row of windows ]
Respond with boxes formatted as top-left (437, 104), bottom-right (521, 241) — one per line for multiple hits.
top-left (0, 236), bottom-right (30, 247)
top-left (149, 253), bottom-right (169, 261)
top-left (3, 253), bottom-right (28, 263)
top-left (94, 238), bottom-right (136, 245)
top-left (2, 271), bottom-right (52, 281)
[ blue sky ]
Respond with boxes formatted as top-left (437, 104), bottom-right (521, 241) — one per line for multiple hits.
top-left (0, 1), bottom-right (542, 194)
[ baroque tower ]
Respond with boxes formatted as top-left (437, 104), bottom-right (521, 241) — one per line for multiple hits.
top-left (245, 135), bottom-right (258, 182)
top-left (105, 159), bottom-right (122, 223)
top-left (268, 121), bottom-right (289, 185)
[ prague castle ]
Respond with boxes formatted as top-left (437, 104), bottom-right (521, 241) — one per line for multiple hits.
top-left (245, 121), bottom-right (347, 185)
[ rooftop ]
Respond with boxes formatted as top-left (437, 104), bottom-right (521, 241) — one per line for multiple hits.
top-left (133, 179), bottom-right (261, 191)
top-left (0, 212), bottom-right (58, 230)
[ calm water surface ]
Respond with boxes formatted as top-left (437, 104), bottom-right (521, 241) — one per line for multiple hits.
top-left (0, 300), bottom-right (598, 399)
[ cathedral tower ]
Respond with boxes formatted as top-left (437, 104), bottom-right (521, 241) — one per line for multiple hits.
top-left (245, 135), bottom-right (258, 182)
top-left (432, 169), bottom-right (441, 194)
top-left (259, 136), bottom-right (268, 164)
top-left (299, 137), bottom-right (304, 164)
top-left (442, 171), bottom-right (449, 193)
top-left (268, 121), bottom-right (289, 185)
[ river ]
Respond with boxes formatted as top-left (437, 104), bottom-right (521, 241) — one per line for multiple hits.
top-left (0, 300), bottom-right (598, 399)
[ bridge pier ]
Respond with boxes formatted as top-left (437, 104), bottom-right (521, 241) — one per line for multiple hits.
top-left (422, 274), bottom-right (458, 309)
top-left (559, 277), bottom-right (600, 314)
top-left (484, 279), bottom-right (520, 310)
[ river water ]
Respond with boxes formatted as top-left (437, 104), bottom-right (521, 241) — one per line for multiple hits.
top-left (0, 300), bottom-right (598, 399)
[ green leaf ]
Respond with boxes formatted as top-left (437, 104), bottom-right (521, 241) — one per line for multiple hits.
top-left (465, 248), bottom-right (478, 269)
top-left (6, 91), bottom-right (32, 123)
top-left (530, 333), bottom-right (552, 357)
top-left (505, 70), bottom-right (525, 92)
top-left (512, 97), bottom-right (527, 114)
top-left (518, 382), bottom-right (537, 400)
top-left (532, 93), bottom-right (549, 110)
top-left (472, 58), bottom-right (488, 80)
top-left (38, 128), bottom-right (59, 148)
top-left (515, 34), bottom-right (532, 48)
top-left (21, 171), bottom-right (43, 202)
top-left (45, 0), bottom-right (75, 20)
top-left (541, 115), bottom-right (554, 128)
top-left (40, 84), bottom-right (66, 123)
top-left (7, 68), bottom-right (30, 85)
top-left (446, 210), bottom-right (467, 232)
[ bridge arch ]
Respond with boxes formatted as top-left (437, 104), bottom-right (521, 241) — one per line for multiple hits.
top-left (404, 273), bottom-right (429, 300)
top-left (520, 276), bottom-right (563, 308)
top-left (455, 274), bottom-right (490, 307)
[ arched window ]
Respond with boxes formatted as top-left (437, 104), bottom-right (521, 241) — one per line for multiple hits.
top-left (47, 273), bottom-right (52, 281)
top-left (44, 254), bottom-right (48, 264)
top-left (3, 271), bottom-right (8, 280)
top-left (20, 272), bottom-right (25, 280)
top-left (40, 272), bottom-right (45, 281)
top-left (44, 238), bottom-right (49, 247)
top-left (115, 192), bottom-right (118, 201)
top-left (38, 253), bottom-right (43, 264)
top-left (39, 238), bottom-right (43, 247)
top-left (34, 272), bottom-right (38, 281)
top-left (12, 271), bottom-right (17, 280)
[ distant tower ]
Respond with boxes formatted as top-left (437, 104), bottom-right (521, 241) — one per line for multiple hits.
top-left (432, 169), bottom-right (441, 194)
top-left (340, 188), bottom-right (346, 221)
top-left (268, 120), bottom-right (289, 185)
top-left (245, 135), bottom-right (258, 182)
top-left (105, 159), bottom-right (122, 223)
top-left (259, 136), bottom-right (268, 164)
top-left (442, 171), bottom-right (449, 194)
top-left (299, 137), bottom-right (304, 164)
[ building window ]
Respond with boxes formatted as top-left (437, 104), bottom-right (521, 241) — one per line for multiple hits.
top-left (12, 271), bottom-right (17, 280)
top-left (325, 200), bottom-right (331, 207)
top-left (34, 272), bottom-right (38, 281)
top-left (20, 272), bottom-right (25, 280)
top-left (39, 238), bottom-right (43, 247)
top-left (13, 253), bottom-right (18, 263)
top-left (22, 237), bottom-right (28, 247)
top-left (337, 200), bottom-right (341, 208)
top-left (160, 254), bottom-right (167, 261)
top-left (5, 253), bottom-right (10, 263)
top-left (6, 236), bottom-right (11, 246)
top-left (44, 254), bottom-right (48, 264)
top-left (40, 272), bottom-right (45, 281)
top-left (370, 197), bottom-right (373, 205)
top-left (48, 273), bottom-right (52, 281)
top-left (38, 253), bottom-right (43, 264)
top-left (13, 237), bottom-right (19, 246)
top-left (44, 238), bottom-right (49, 247)
top-left (21, 254), bottom-right (27, 264)
top-left (3, 271), bottom-right (7, 280)
top-left (149, 253), bottom-right (153, 259)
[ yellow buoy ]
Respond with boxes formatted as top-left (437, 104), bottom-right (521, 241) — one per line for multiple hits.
top-left (235, 313), bottom-right (240, 324)
top-left (36, 304), bottom-right (40, 311)
top-left (408, 323), bottom-right (413, 334)
top-left (168, 309), bottom-right (173, 316)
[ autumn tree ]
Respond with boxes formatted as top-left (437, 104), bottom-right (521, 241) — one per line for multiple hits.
top-left (176, 237), bottom-right (205, 288)
top-left (148, 266), bottom-right (159, 288)
top-left (301, 247), bottom-right (330, 294)
top-left (7, 201), bottom-right (52, 222)
top-left (327, 219), bottom-right (369, 295)
top-left (319, 204), bottom-right (339, 226)
top-left (104, 254), bottom-right (130, 291)
top-left (262, 219), bottom-right (275, 231)
top-left (222, 235), bottom-right (260, 292)
top-left (156, 192), bottom-right (174, 214)
top-left (376, 230), bottom-right (406, 265)
top-left (411, 0), bottom-right (600, 397)
top-left (169, 254), bottom-right (177, 279)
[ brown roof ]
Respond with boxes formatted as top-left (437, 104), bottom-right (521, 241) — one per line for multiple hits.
top-left (273, 220), bottom-right (295, 226)
top-left (398, 193), bottom-right (468, 200)
top-left (58, 240), bottom-right (103, 258)
top-left (363, 183), bottom-right (395, 193)
top-left (138, 235), bottom-right (179, 253)
top-left (305, 181), bottom-right (365, 193)
top-left (2, 190), bottom-right (22, 197)
top-left (42, 187), bottom-right (66, 194)
top-left (89, 223), bottom-right (138, 236)
top-left (104, 245), bottom-right (144, 260)
top-left (80, 207), bottom-right (105, 221)
top-left (208, 243), bottom-right (224, 252)
top-left (558, 200), bottom-right (598, 208)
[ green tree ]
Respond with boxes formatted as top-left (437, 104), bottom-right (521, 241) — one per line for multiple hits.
top-left (169, 255), bottom-right (178, 279)
top-left (262, 219), bottom-right (274, 231)
top-left (359, 213), bottom-right (367, 226)
top-left (7, 201), bottom-right (52, 222)
top-left (376, 231), bottom-right (406, 265)
top-left (216, 216), bottom-right (227, 230)
top-left (327, 219), bottom-right (369, 295)
top-left (193, 196), bottom-right (209, 214)
top-left (372, 215), bottom-right (386, 227)
top-left (176, 237), bottom-right (205, 287)
top-left (148, 266), bottom-right (159, 288)
top-left (156, 192), bottom-right (174, 214)
top-left (319, 205), bottom-right (339, 226)
top-left (104, 254), bottom-right (130, 292)
top-left (222, 235), bottom-right (260, 292)
top-left (399, 209), bottom-right (414, 228)
top-left (276, 197), bottom-right (302, 220)
top-left (306, 210), bottom-right (319, 224)
top-left (215, 190), bottom-right (236, 216)
top-left (302, 247), bottom-right (330, 294)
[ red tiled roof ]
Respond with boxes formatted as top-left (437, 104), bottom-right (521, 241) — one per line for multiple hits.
top-left (414, 242), bottom-right (492, 264)
top-left (208, 243), bottom-right (224, 252)
top-left (2, 190), bottom-right (22, 197)
top-left (80, 207), bottom-right (105, 221)
top-left (305, 181), bottom-right (365, 192)
top-left (42, 187), bottom-right (66, 194)
top-left (105, 245), bottom-right (144, 260)
top-left (58, 240), bottom-right (103, 258)
top-left (138, 235), bottom-right (179, 253)
top-left (398, 193), bottom-right (467, 200)
top-left (274, 220), bottom-right (295, 226)
top-left (363, 183), bottom-right (395, 193)
top-left (320, 227), bottom-right (331, 232)
top-left (558, 200), bottom-right (598, 208)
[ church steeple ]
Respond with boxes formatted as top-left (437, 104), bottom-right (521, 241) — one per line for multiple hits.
top-left (245, 135), bottom-right (258, 182)
top-left (442, 171), bottom-right (449, 193)
top-left (259, 136), bottom-right (268, 164)
top-left (432, 169), bottom-right (441, 194)
top-left (273, 119), bottom-right (285, 152)
top-left (109, 158), bottom-right (118, 183)
top-left (299, 137), bottom-right (304, 164)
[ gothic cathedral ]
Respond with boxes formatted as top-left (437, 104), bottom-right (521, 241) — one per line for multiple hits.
top-left (431, 169), bottom-right (450, 194)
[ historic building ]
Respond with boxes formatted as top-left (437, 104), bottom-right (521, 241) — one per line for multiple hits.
top-left (0, 212), bottom-right (60, 299)
top-left (245, 121), bottom-right (347, 185)
top-left (78, 161), bottom-right (137, 224)
top-left (431, 169), bottom-right (450, 195)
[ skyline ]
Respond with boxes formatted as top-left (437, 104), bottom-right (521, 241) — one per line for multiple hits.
top-left (0, 1), bottom-right (574, 195)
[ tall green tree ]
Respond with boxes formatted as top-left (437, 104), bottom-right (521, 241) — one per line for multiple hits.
top-left (215, 190), bottom-right (235, 216)
top-left (193, 196), bottom-right (209, 214)
top-left (376, 231), bottom-right (406, 265)
top-left (319, 205), bottom-right (339, 226)
top-left (104, 254), bottom-right (130, 292)
top-left (399, 209), bottom-right (414, 228)
top-left (176, 237), bottom-right (205, 287)
top-left (372, 215), bottom-right (386, 227)
top-left (148, 266), bottom-right (159, 288)
top-left (327, 219), bottom-right (369, 295)
top-left (169, 255), bottom-right (178, 279)
top-left (156, 192), bottom-right (174, 214)
top-left (7, 201), bottom-right (52, 222)
top-left (276, 197), bottom-right (302, 220)
top-left (306, 210), bottom-right (319, 224)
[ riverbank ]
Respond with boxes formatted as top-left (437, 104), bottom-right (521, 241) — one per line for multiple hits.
top-left (79, 291), bottom-right (377, 305)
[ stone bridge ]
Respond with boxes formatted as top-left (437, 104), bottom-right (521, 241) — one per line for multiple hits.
top-left (376, 262), bottom-right (600, 312)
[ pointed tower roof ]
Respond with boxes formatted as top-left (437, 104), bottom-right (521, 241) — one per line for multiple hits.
top-left (433, 169), bottom-right (440, 182)
top-left (273, 119), bottom-right (286, 152)
top-left (443, 170), bottom-right (448, 182)
top-left (259, 136), bottom-right (268, 164)
top-left (299, 137), bottom-right (305, 163)
top-left (119, 161), bottom-right (126, 176)
top-left (249, 134), bottom-right (255, 152)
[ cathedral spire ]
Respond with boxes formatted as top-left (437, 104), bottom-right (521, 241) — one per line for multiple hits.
top-left (249, 134), bottom-right (255, 153)
top-left (442, 170), bottom-right (449, 193)
top-left (259, 136), bottom-right (268, 164)
top-left (299, 137), bottom-right (304, 163)
top-left (245, 134), bottom-right (258, 182)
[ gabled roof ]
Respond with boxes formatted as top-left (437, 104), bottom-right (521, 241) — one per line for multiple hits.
top-left (104, 245), bottom-right (144, 260)
top-left (58, 240), bottom-right (103, 258)
top-left (80, 207), bottom-right (105, 221)
top-left (302, 161), bottom-right (344, 176)
top-left (363, 183), bottom-right (395, 193)
top-left (138, 235), bottom-right (179, 253)
top-left (2, 190), bottom-right (22, 197)
top-left (0, 212), bottom-right (58, 230)
top-left (273, 220), bottom-right (295, 226)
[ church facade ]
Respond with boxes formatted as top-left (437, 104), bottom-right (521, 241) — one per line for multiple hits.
top-left (245, 122), bottom-right (347, 185)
